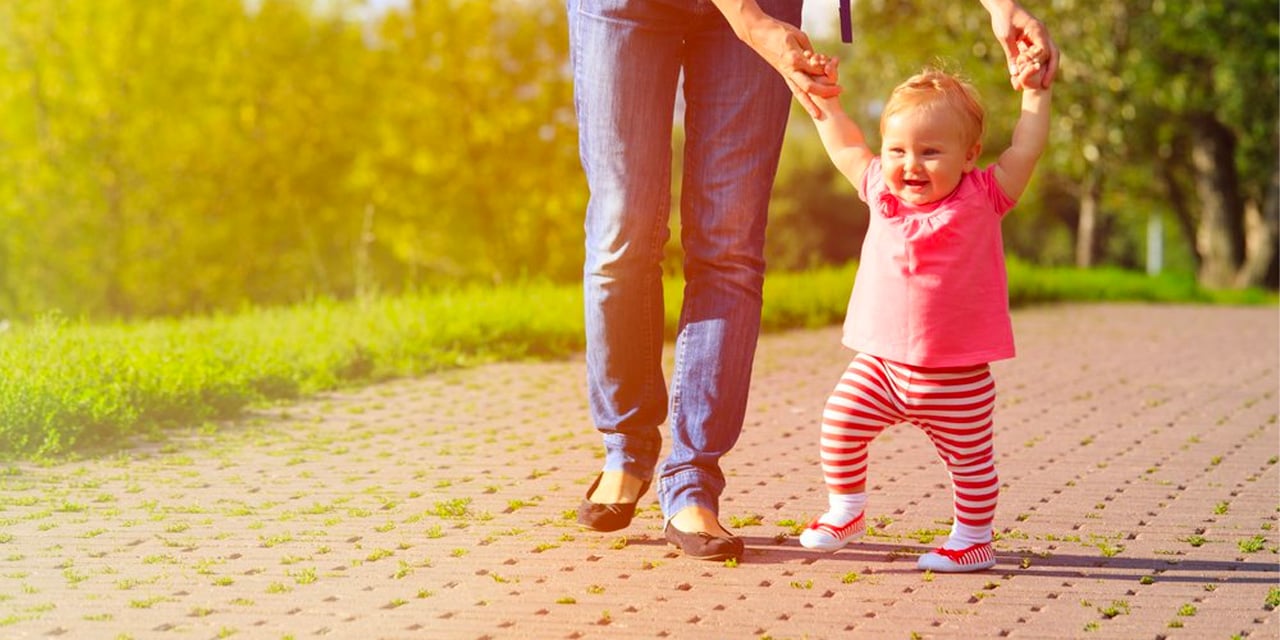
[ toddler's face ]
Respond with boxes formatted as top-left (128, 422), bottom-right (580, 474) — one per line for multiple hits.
top-left (880, 108), bottom-right (981, 206)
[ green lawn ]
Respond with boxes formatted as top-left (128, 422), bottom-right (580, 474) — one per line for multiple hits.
top-left (0, 261), bottom-right (1272, 458)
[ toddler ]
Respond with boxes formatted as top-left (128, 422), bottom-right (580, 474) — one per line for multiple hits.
top-left (796, 51), bottom-right (1051, 572)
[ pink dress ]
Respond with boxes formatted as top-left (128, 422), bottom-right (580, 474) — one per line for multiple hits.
top-left (843, 158), bottom-right (1017, 368)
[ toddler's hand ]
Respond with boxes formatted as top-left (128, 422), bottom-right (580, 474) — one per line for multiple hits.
top-left (802, 50), bottom-right (841, 92)
top-left (1012, 41), bottom-right (1047, 90)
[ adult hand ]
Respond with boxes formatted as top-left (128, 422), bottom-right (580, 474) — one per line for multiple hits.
top-left (986, 1), bottom-right (1059, 89)
top-left (745, 18), bottom-right (841, 119)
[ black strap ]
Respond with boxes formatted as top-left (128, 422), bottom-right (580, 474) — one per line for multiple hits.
top-left (839, 0), bottom-right (852, 43)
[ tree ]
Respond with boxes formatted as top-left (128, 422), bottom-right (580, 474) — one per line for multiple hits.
top-left (0, 0), bottom-right (374, 316)
top-left (1140, 0), bottom-right (1278, 288)
top-left (1003, 0), bottom-right (1277, 285)
top-left (362, 0), bottom-right (584, 288)
top-left (0, 0), bottom-right (588, 319)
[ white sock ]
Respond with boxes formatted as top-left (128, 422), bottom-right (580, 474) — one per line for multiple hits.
top-left (945, 521), bottom-right (991, 549)
top-left (819, 492), bottom-right (866, 526)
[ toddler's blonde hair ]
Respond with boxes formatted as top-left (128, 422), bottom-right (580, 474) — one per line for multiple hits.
top-left (880, 68), bottom-right (985, 147)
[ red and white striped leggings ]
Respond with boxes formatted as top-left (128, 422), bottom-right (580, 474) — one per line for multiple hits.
top-left (821, 353), bottom-right (999, 532)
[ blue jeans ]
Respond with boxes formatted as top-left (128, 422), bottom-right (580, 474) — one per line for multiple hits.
top-left (568, 0), bottom-right (798, 521)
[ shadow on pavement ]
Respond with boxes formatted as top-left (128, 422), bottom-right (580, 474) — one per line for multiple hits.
top-left (619, 535), bottom-right (1279, 584)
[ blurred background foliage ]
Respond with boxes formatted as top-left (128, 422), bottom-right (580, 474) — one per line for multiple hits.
top-left (0, 0), bottom-right (1274, 321)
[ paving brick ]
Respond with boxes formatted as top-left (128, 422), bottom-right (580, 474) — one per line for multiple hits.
top-left (0, 303), bottom-right (1275, 639)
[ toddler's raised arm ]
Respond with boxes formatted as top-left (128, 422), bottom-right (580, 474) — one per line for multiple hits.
top-left (803, 55), bottom-right (875, 188)
top-left (993, 51), bottom-right (1052, 201)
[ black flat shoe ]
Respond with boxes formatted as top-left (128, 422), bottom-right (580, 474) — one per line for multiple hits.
top-left (663, 522), bottom-right (744, 561)
top-left (576, 473), bottom-right (650, 532)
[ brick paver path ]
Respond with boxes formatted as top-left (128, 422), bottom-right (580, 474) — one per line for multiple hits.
top-left (0, 304), bottom-right (1276, 639)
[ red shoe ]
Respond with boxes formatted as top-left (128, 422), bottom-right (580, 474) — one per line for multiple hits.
top-left (798, 511), bottom-right (865, 552)
top-left (917, 542), bottom-right (995, 572)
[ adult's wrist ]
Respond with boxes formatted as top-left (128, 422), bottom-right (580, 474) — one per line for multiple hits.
top-left (979, 0), bottom-right (1020, 16)
top-left (711, 0), bottom-right (771, 47)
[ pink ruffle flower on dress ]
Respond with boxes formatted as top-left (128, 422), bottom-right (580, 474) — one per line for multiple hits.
top-left (876, 191), bottom-right (900, 218)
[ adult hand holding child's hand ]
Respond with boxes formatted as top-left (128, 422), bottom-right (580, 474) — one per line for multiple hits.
top-left (986, 1), bottom-right (1059, 89)
top-left (1012, 41), bottom-right (1049, 90)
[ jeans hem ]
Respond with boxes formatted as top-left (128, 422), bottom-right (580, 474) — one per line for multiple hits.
top-left (601, 433), bottom-right (659, 482)
top-left (659, 468), bottom-right (722, 521)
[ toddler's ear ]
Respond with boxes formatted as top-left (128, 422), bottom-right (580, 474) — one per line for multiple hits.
top-left (964, 142), bottom-right (983, 171)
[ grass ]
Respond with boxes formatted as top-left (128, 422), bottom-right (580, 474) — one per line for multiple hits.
top-left (1003, 261), bottom-right (1275, 307)
top-left (1238, 534), bottom-right (1267, 553)
top-left (0, 261), bottom-right (1273, 458)
top-left (1098, 600), bottom-right (1131, 619)
top-left (727, 514), bottom-right (764, 528)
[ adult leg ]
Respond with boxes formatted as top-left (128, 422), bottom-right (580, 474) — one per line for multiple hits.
top-left (570, 0), bottom-right (684, 490)
top-left (659, 0), bottom-right (799, 530)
